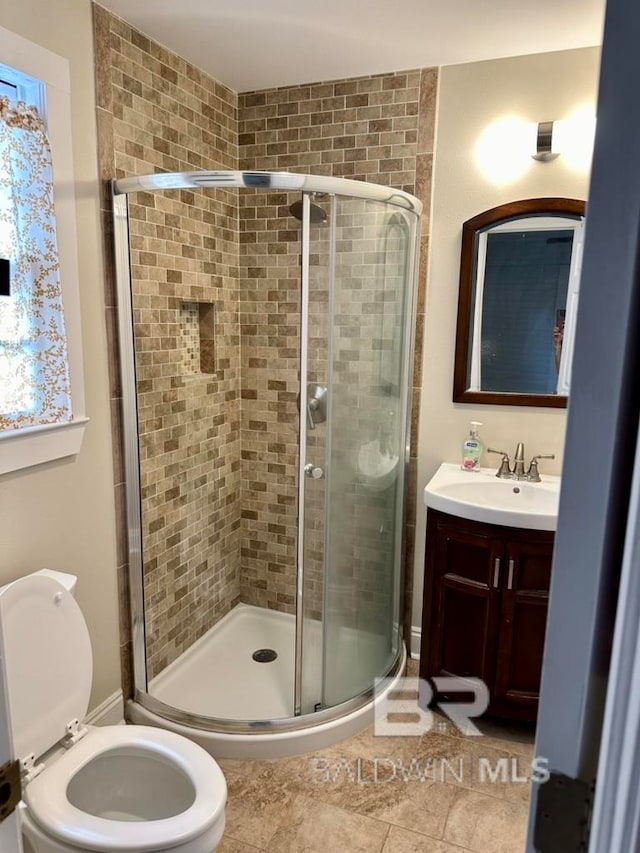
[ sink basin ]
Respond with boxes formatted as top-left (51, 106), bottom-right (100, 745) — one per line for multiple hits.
top-left (357, 439), bottom-right (399, 491)
top-left (424, 462), bottom-right (560, 530)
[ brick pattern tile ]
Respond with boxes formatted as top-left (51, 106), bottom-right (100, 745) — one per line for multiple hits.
top-left (95, 6), bottom-right (241, 678)
top-left (239, 72), bottom-right (422, 191)
top-left (95, 2), bottom-right (438, 684)
top-left (237, 71), bottom-right (436, 630)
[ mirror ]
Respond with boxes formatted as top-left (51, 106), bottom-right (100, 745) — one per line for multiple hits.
top-left (453, 198), bottom-right (586, 407)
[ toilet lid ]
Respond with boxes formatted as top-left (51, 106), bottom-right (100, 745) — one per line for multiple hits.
top-left (0, 575), bottom-right (92, 761)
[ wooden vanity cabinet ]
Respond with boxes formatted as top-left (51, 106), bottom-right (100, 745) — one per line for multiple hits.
top-left (420, 508), bottom-right (554, 722)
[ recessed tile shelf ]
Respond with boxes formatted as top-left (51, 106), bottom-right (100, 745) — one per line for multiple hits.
top-left (179, 301), bottom-right (216, 376)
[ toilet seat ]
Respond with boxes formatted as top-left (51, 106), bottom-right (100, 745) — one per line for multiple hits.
top-left (0, 573), bottom-right (93, 764)
top-left (24, 725), bottom-right (226, 852)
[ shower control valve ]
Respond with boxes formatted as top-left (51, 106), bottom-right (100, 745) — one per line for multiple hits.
top-left (304, 463), bottom-right (324, 479)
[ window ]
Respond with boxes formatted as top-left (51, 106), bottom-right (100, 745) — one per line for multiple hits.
top-left (0, 92), bottom-right (73, 428)
top-left (0, 60), bottom-right (45, 109)
top-left (0, 27), bottom-right (87, 474)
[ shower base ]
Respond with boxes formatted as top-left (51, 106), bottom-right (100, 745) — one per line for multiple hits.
top-left (153, 604), bottom-right (315, 719)
top-left (127, 603), bottom-right (407, 758)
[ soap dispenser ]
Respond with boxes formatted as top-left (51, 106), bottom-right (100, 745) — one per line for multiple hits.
top-left (461, 421), bottom-right (483, 472)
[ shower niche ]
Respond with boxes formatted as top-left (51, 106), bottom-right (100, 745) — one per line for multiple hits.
top-left (179, 301), bottom-right (216, 376)
top-left (113, 171), bottom-right (421, 757)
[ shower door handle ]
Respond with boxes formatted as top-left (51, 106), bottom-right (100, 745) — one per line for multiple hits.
top-left (304, 463), bottom-right (324, 479)
top-left (307, 397), bottom-right (320, 430)
top-left (299, 384), bottom-right (328, 430)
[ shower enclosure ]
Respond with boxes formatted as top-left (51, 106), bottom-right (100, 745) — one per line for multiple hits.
top-left (113, 171), bottom-right (421, 757)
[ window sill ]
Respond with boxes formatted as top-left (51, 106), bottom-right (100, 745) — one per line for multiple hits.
top-left (0, 416), bottom-right (89, 475)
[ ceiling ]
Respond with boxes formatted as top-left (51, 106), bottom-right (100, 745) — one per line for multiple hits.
top-left (97, 0), bottom-right (605, 93)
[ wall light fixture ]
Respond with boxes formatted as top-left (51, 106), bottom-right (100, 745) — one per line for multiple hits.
top-left (475, 109), bottom-right (596, 184)
top-left (532, 121), bottom-right (560, 161)
top-left (532, 110), bottom-right (596, 169)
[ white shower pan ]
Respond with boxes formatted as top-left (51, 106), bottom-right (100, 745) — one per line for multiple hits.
top-left (127, 604), bottom-right (406, 759)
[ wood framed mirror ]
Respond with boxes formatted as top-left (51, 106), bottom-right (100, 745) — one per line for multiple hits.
top-left (453, 197), bottom-right (586, 407)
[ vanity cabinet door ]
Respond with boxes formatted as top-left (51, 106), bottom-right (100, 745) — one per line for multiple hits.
top-left (424, 512), bottom-right (503, 689)
top-left (421, 510), bottom-right (554, 723)
top-left (492, 535), bottom-right (554, 712)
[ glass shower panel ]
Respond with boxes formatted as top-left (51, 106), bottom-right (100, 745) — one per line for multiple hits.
top-left (321, 198), bottom-right (414, 709)
top-left (299, 193), bottom-right (332, 714)
top-left (126, 186), bottom-right (244, 691)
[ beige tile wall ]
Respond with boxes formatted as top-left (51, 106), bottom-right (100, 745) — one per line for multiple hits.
top-left (236, 188), bottom-right (303, 615)
top-left (238, 70), bottom-right (437, 636)
top-left (94, 2), bottom-right (437, 690)
top-left (94, 4), bottom-right (242, 679)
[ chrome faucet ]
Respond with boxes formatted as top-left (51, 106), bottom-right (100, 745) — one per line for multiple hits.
top-left (513, 443), bottom-right (526, 479)
top-left (488, 444), bottom-right (555, 481)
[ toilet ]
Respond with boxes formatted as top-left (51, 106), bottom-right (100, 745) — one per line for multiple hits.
top-left (0, 570), bottom-right (227, 853)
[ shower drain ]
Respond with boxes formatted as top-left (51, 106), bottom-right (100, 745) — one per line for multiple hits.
top-left (252, 648), bottom-right (278, 663)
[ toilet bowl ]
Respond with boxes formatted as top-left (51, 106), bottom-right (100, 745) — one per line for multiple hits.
top-left (0, 571), bottom-right (227, 853)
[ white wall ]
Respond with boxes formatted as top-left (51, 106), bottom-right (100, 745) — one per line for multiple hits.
top-left (412, 47), bottom-right (601, 635)
top-left (0, 0), bottom-right (121, 708)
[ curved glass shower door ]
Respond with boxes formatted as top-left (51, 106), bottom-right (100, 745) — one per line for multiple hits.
top-left (112, 171), bottom-right (421, 744)
top-left (300, 195), bottom-right (416, 712)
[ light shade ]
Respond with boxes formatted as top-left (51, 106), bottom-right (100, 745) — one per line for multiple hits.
top-left (531, 121), bottom-right (560, 161)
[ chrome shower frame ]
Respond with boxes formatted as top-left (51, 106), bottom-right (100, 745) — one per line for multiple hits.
top-left (112, 170), bottom-right (422, 736)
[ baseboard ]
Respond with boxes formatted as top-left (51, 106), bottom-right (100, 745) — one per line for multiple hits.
top-left (410, 625), bottom-right (421, 658)
top-left (84, 689), bottom-right (124, 726)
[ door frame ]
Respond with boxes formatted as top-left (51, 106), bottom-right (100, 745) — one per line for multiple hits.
top-left (528, 0), bottom-right (640, 846)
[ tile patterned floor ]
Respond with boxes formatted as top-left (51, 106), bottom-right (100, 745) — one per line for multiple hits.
top-left (216, 662), bottom-right (535, 853)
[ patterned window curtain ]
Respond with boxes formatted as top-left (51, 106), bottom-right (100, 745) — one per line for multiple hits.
top-left (0, 96), bottom-right (72, 431)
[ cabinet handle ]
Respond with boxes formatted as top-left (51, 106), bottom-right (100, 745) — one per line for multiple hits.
top-left (508, 559), bottom-right (515, 590)
top-left (493, 558), bottom-right (501, 588)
